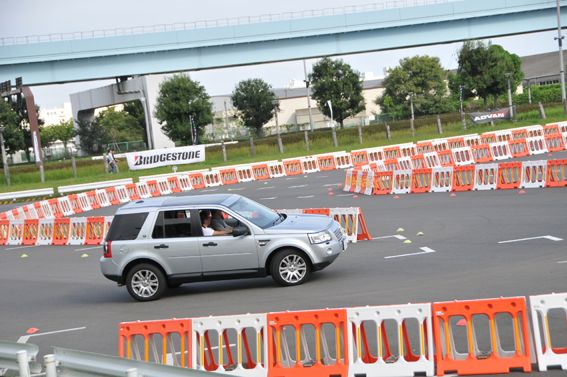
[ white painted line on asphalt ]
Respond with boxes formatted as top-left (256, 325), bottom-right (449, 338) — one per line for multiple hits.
top-left (319, 175), bottom-right (328, 178)
top-left (336, 194), bottom-right (353, 197)
top-left (201, 189), bottom-right (218, 192)
top-left (498, 235), bottom-right (563, 244)
top-left (557, 260), bottom-right (567, 264)
top-left (373, 235), bottom-right (407, 240)
top-left (297, 195), bottom-right (314, 199)
top-left (260, 197), bottom-right (278, 200)
top-left (285, 177), bottom-right (298, 180)
top-left (289, 184), bottom-right (308, 188)
top-left (323, 183), bottom-right (341, 187)
top-left (257, 186), bottom-right (275, 190)
top-left (5, 245), bottom-right (37, 251)
top-left (74, 246), bottom-right (101, 252)
top-left (227, 188), bottom-right (245, 191)
top-left (385, 247), bottom-right (436, 259)
top-left (18, 326), bottom-right (87, 344)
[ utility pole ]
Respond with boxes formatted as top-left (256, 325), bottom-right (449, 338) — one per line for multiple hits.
top-left (272, 99), bottom-right (284, 154)
top-left (221, 101), bottom-right (229, 161)
top-left (303, 60), bottom-right (314, 131)
top-left (409, 93), bottom-right (415, 138)
top-left (326, 100), bottom-right (338, 147)
top-left (505, 72), bottom-right (514, 118)
top-left (556, 0), bottom-right (567, 113)
top-left (0, 125), bottom-right (10, 185)
top-left (459, 84), bottom-right (466, 129)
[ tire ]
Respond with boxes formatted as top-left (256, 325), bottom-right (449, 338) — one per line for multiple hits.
top-left (126, 263), bottom-right (167, 301)
top-left (270, 249), bottom-right (312, 286)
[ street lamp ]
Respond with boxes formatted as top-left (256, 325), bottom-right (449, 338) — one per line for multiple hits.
top-left (505, 72), bottom-right (514, 119)
top-left (0, 125), bottom-right (11, 185)
top-left (459, 84), bottom-right (466, 129)
top-left (408, 92), bottom-right (415, 138)
top-left (303, 60), bottom-right (314, 132)
top-left (326, 100), bottom-right (338, 147)
top-left (556, 0), bottom-right (567, 113)
top-left (271, 99), bottom-right (284, 153)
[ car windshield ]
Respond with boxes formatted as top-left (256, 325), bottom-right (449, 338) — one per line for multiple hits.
top-left (228, 196), bottom-right (281, 229)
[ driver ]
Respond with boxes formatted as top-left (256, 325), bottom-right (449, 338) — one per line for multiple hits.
top-left (211, 209), bottom-right (232, 231)
top-left (200, 210), bottom-right (232, 236)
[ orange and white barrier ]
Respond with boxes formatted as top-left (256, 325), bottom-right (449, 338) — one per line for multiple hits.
top-left (36, 219), bottom-right (54, 245)
top-left (473, 163), bottom-right (498, 191)
top-left (7, 220), bottom-right (24, 245)
top-left (236, 165), bottom-right (255, 183)
top-left (347, 303), bottom-right (434, 377)
top-left (267, 160), bottom-right (286, 178)
top-left (451, 147), bottom-right (474, 166)
top-left (351, 149), bottom-right (369, 167)
top-left (391, 170), bottom-right (412, 195)
top-left (529, 292), bottom-right (567, 372)
top-left (527, 136), bottom-right (548, 155)
top-left (300, 156), bottom-right (319, 174)
top-left (489, 141), bottom-right (512, 161)
top-left (430, 167), bottom-right (453, 193)
top-left (282, 158), bottom-right (304, 176)
top-left (367, 146), bottom-right (385, 162)
top-left (546, 159), bottom-right (567, 187)
top-left (521, 160), bottom-right (547, 189)
top-left (334, 151), bottom-right (353, 169)
top-left (68, 217), bottom-right (87, 245)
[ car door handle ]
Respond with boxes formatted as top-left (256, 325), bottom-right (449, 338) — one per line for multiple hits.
top-left (202, 242), bottom-right (217, 247)
top-left (154, 244), bottom-right (169, 249)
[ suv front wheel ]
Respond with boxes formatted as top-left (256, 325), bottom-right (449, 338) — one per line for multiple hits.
top-left (126, 263), bottom-right (167, 301)
top-left (271, 249), bottom-right (311, 286)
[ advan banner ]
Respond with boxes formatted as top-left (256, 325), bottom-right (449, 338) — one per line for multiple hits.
top-left (126, 145), bottom-right (205, 170)
top-left (470, 108), bottom-right (511, 124)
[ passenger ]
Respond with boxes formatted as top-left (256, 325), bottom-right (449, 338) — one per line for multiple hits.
top-left (200, 210), bottom-right (232, 236)
top-left (211, 209), bottom-right (231, 231)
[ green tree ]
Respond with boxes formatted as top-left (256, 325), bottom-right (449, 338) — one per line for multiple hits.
top-left (97, 107), bottom-right (144, 143)
top-left (123, 100), bottom-right (148, 145)
top-left (154, 74), bottom-right (213, 145)
top-left (75, 118), bottom-right (109, 155)
top-left (231, 79), bottom-right (277, 136)
top-left (9, 97), bottom-right (44, 161)
top-left (0, 100), bottom-right (25, 153)
top-left (309, 57), bottom-right (365, 128)
top-left (455, 41), bottom-right (523, 108)
top-left (377, 55), bottom-right (452, 118)
top-left (48, 120), bottom-right (75, 157)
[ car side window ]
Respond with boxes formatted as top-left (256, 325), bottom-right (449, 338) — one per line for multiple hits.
top-left (152, 210), bottom-right (192, 238)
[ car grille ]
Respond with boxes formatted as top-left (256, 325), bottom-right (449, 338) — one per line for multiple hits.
top-left (333, 227), bottom-right (343, 241)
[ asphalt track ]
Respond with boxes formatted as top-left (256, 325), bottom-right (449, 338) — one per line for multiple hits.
top-left (0, 153), bottom-right (566, 376)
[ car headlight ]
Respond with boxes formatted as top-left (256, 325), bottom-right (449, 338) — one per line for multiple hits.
top-left (308, 231), bottom-right (332, 244)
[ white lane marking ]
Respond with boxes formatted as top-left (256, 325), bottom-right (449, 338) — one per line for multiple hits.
top-left (557, 260), bottom-right (567, 264)
top-left (336, 194), bottom-right (353, 197)
top-left (498, 235), bottom-right (563, 244)
top-left (373, 235), bottom-right (407, 240)
top-left (17, 326), bottom-right (87, 343)
top-left (289, 184), bottom-right (308, 188)
top-left (201, 188), bottom-right (218, 192)
top-left (257, 186), bottom-right (275, 190)
top-left (74, 246), bottom-right (101, 251)
top-left (285, 177), bottom-right (298, 180)
top-left (323, 183), bottom-right (341, 187)
top-left (385, 247), bottom-right (436, 259)
top-left (227, 188), bottom-right (245, 191)
top-left (5, 245), bottom-right (37, 251)
top-left (297, 195), bottom-right (314, 199)
top-left (260, 197), bottom-right (277, 200)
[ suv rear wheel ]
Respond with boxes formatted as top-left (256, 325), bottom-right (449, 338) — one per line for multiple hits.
top-left (271, 249), bottom-right (311, 286)
top-left (126, 263), bottom-right (167, 301)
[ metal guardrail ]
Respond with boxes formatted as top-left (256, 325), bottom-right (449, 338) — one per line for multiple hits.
top-left (0, 188), bottom-right (54, 201)
top-left (57, 179), bottom-right (133, 194)
top-left (0, 341), bottom-right (42, 377)
top-left (0, 0), bottom-right (456, 46)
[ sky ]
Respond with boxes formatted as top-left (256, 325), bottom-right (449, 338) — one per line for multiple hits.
top-left (1, 0), bottom-right (563, 109)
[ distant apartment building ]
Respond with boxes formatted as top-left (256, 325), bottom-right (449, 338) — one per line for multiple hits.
top-left (39, 102), bottom-right (72, 126)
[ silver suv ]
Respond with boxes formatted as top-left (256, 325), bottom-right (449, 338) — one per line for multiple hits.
top-left (100, 194), bottom-right (347, 301)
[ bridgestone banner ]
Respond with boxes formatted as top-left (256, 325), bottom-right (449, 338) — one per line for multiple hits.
top-left (126, 145), bottom-right (205, 170)
top-left (470, 108), bottom-right (511, 124)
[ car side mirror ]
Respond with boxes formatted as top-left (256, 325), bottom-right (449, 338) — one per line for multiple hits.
top-left (232, 226), bottom-right (249, 237)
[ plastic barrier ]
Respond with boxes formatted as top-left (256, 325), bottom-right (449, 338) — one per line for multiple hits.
top-left (410, 154), bottom-right (426, 169)
top-left (0, 219), bottom-right (9, 245)
top-left (192, 313), bottom-right (268, 376)
top-left (119, 318), bottom-right (192, 368)
top-left (399, 143), bottom-right (417, 157)
top-left (497, 162), bottom-right (522, 190)
top-left (417, 141), bottom-right (434, 154)
top-left (545, 133), bottom-right (566, 152)
top-left (525, 124), bottom-right (544, 138)
top-left (203, 170), bottom-right (222, 188)
top-left (188, 172), bottom-right (206, 190)
top-left (85, 217), bottom-right (106, 245)
top-left (447, 137), bottom-right (465, 149)
top-left (22, 219), bottom-right (39, 245)
top-left (334, 152), bottom-right (353, 169)
top-left (117, 184), bottom-right (134, 203)
top-left (219, 168), bottom-right (239, 185)
top-left (437, 150), bottom-right (454, 167)
top-left (252, 163), bottom-right (272, 180)
top-left (424, 152), bottom-right (440, 168)
top-left (508, 139), bottom-right (530, 158)
top-left (104, 186), bottom-right (121, 205)
top-left (7, 220), bottom-right (24, 245)
top-left (34, 201), bottom-right (52, 219)
top-left (366, 147), bottom-right (385, 162)
top-left (543, 123), bottom-right (561, 135)
top-left (397, 157), bottom-right (412, 171)
top-left (452, 165), bottom-right (475, 192)
top-left (86, 191), bottom-right (101, 209)
top-left (384, 159), bottom-right (400, 172)
top-left (411, 168), bottom-right (432, 194)
top-left (125, 183), bottom-right (141, 200)
top-left (471, 144), bottom-right (493, 164)
top-left (384, 145), bottom-right (401, 160)
top-left (521, 160), bottom-right (547, 189)
top-left (464, 134), bottom-right (481, 147)
top-left (267, 308), bottom-right (348, 377)
top-left (95, 189), bottom-right (112, 207)
top-left (167, 176), bottom-right (182, 193)
top-left (314, 154), bottom-right (336, 171)
top-left (489, 142), bottom-right (512, 161)
top-left (452, 147), bottom-right (474, 166)
top-left (431, 167), bottom-right (453, 193)
top-left (493, 130), bottom-right (512, 142)
top-left (300, 157), bottom-right (319, 174)
top-left (526, 136), bottom-right (548, 155)
top-left (67, 194), bottom-right (83, 215)
top-left (432, 139), bottom-right (449, 152)
top-left (392, 170), bottom-right (412, 195)
top-left (48, 198), bottom-right (65, 218)
top-left (432, 297), bottom-right (531, 376)
top-left (145, 180), bottom-right (162, 197)
top-left (350, 150), bottom-right (369, 167)
top-left (511, 128), bottom-right (528, 140)
top-left (473, 163), bottom-right (498, 191)
top-left (22, 204), bottom-right (39, 220)
top-left (363, 171), bottom-right (375, 196)
top-left (178, 175), bottom-right (193, 191)
top-left (267, 161), bottom-right (286, 178)
top-left (37, 219), bottom-right (54, 245)
top-left (343, 169), bottom-right (355, 192)
top-left (52, 218), bottom-right (71, 246)
top-left (331, 207), bottom-right (371, 242)
top-left (347, 303), bottom-right (434, 377)
top-left (371, 171), bottom-right (393, 195)
top-left (529, 292), bottom-right (567, 372)
top-left (546, 159), bottom-right (567, 187)
top-left (480, 133), bottom-right (497, 144)
top-left (369, 160), bottom-right (386, 172)
top-left (77, 193), bottom-right (93, 212)
top-left (282, 159), bottom-right (304, 176)
top-left (236, 165), bottom-right (255, 183)
top-left (68, 217), bottom-right (87, 245)
top-left (353, 171), bottom-right (367, 194)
